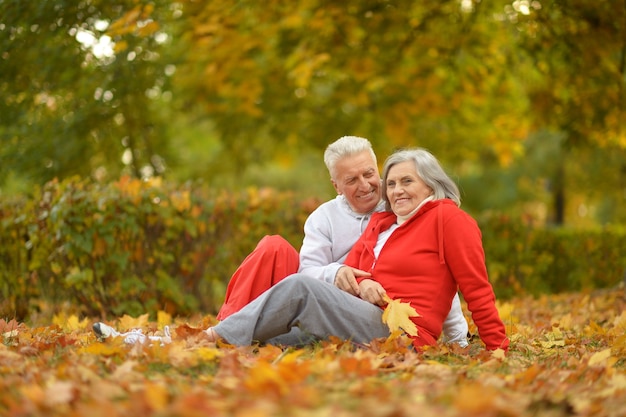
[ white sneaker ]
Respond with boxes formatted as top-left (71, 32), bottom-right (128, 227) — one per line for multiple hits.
top-left (122, 328), bottom-right (147, 344)
top-left (93, 322), bottom-right (120, 339)
top-left (93, 322), bottom-right (171, 346)
top-left (123, 326), bottom-right (172, 346)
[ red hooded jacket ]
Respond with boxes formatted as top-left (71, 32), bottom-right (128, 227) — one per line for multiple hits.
top-left (345, 199), bottom-right (509, 351)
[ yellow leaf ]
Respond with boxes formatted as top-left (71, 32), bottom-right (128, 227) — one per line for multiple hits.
top-left (144, 382), bottom-right (169, 412)
top-left (168, 344), bottom-right (198, 368)
top-left (53, 313), bottom-right (89, 332)
top-left (20, 383), bottom-right (45, 405)
top-left (146, 176), bottom-right (162, 189)
top-left (588, 348), bottom-right (613, 367)
top-left (170, 190), bottom-right (191, 212)
top-left (157, 311), bottom-right (172, 328)
top-left (118, 313), bottom-right (149, 331)
top-left (381, 294), bottom-right (420, 337)
top-left (598, 374), bottom-right (626, 398)
top-left (555, 313), bottom-right (573, 330)
top-left (496, 301), bottom-right (518, 324)
top-left (244, 361), bottom-right (286, 394)
top-left (612, 334), bottom-right (626, 356)
top-left (538, 325), bottom-right (565, 349)
top-left (80, 342), bottom-right (126, 357)
top-left (115, 176), bottom-right (143, 203)
top-left (107, 6), bottom-right (141, 36)
top-left (113, 40), bottom-right (129, 53)
top-left (273, 349), bottom-right (304, 364)
top-left (491, 348), bottom-right (506, 360)
top-left (454, 382), bottom-right (499, 414)
top-left (195, 346), bottom-right (223, 362)
top-left (137, 20), bottom-right (159, 37)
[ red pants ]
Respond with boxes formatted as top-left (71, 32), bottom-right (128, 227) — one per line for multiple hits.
top-left (216, 235), bottom-right (299, 320)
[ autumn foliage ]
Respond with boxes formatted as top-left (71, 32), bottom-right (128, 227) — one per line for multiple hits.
top-left (1, 286), bottom-right (624, 417)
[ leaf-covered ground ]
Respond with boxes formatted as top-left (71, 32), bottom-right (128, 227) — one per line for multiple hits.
top-left (1, 286), bottom-right (624, 417)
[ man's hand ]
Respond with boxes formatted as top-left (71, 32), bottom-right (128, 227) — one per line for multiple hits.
top-left (334, 266), bottom-right (371, 296)
top-left (358, 279), bottom-right (387, 306)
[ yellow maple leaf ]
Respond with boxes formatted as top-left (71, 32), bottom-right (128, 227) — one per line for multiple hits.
top-left (195, 346), bottom-right (224, 362)
top-left (118, 313), bottom-right (149, 331)
top-left (496, 301), bottom-right (518, 324)
top-left (491, 348), bottom-right (506, 360)
top-left (157, 311), bottom-right (172, 328)
top-left (52, 313), bottom-right (89, 332)
top-left (381, 294), bottom-right (420, 337)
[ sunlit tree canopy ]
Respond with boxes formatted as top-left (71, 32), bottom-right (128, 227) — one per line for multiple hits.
top-left (1, 0), bottom-right (625, 224)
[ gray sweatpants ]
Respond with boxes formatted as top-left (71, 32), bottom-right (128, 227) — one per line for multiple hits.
top-left (213, 274), bottom-right (391, 346)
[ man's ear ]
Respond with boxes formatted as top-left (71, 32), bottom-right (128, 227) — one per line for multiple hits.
top-left (331, 179), bottom-right (341, 195)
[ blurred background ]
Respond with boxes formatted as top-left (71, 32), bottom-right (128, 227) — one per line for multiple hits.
top-left (1, 0), bottom-right (625, 226)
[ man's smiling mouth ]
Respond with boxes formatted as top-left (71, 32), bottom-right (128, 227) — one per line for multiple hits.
top-left (358, 190), bottom-right (376, 199)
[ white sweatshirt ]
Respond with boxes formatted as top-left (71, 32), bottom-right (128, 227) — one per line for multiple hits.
top-left (298, 195), bottom-right (385, 284)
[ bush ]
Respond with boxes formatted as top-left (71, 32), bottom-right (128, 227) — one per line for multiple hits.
top-left (2, 178), bottom-right (624, 321)
top-left (0, 176), bottom-right (319, 320)
top-left (479, 213), bottom-right (626, 299)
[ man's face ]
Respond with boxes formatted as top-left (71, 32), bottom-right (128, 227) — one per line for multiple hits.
top-left (331, 150), bottom-right (381, 214)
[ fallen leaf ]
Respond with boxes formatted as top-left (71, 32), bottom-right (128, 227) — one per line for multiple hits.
top-left (175, 323), bottom-right (206, 338)
top-left (157, 310), bottom-right (172, 328)
top-left (195, 346), bottom-right (224, 361)
top-left (0, 318), bottom-right (23, 333)
top-left (4, 283), bottom-right (624, 417)
top-left (53, 313), bottom-right (89, 332)
top-left (454, 382), bottom-right (499, 414)
top-left (144, 381), bottom-right (169, 412)
top-left (381, 294), bottom-right (420, 336)
top-left (491, 348), bottom-right (506, 360)
top-left (80, 342), bottom-right (127, 357)
top-left (588, 348), bottom-right (613, 367)
top-left (538, 326), bottom-right (566, 349)
top-left (118, 313), bottom-right (150, 331)
top-left (44, 380), bottom-right (76, 407)
top-left (496, 301), bottom-right (518, 324)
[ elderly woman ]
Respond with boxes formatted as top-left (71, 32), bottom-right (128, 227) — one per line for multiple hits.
top-left (205, 148), bottom-right (509, 352)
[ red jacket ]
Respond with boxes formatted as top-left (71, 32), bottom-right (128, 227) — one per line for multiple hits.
top-left (345, 199), bottom-right (509, 351)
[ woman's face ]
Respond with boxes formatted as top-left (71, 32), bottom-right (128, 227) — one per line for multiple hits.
top-left (385, 161), bottom-right (433, 217)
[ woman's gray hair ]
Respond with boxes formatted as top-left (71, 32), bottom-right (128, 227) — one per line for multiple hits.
top-left (382, 148), bottom-right (461, 210)
top-left (324, 136), bottom-right (377, 180)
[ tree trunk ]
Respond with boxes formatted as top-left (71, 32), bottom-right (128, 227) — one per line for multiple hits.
top-left (548, 157), bottom-right (566, 226)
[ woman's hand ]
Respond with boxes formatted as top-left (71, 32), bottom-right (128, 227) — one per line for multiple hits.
top-left (334, 266), bottom-right (371, 296)
top-left (358, 279), bottom-right (387, 306)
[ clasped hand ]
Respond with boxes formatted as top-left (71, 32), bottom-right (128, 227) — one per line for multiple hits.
top-left (334, 266), bottom-right (387, 306)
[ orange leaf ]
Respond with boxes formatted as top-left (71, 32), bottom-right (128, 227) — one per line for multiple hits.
top-left (174, 323), bottom-right (206, 338)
